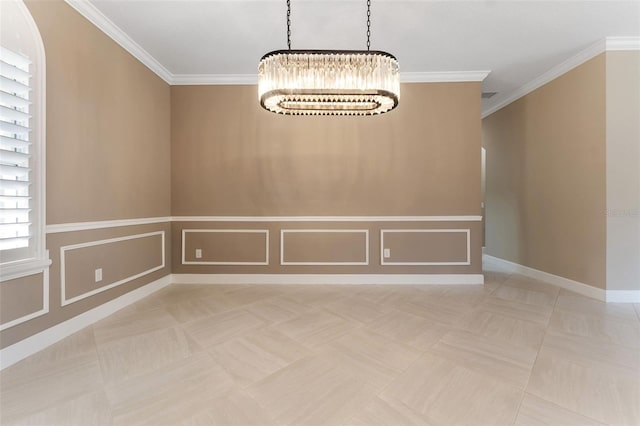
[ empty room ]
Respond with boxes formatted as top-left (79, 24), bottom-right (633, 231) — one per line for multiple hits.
top-left (0, 0), bottom-right (639, 425)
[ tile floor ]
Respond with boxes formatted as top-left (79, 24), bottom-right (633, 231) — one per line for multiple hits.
top-left (1, 262), bottom-right (639, 425)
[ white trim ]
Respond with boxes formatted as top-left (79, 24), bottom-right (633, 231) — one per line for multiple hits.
top-left (172, 71), bottom-right (491, 86)
top-left (46, 217), bottom-right (171, 234)
top-left (280, 229), bottom-right (369, 266)
top-left (171, 74), bottom-right (257, 85)
top-left (606, 290), bottom-right (640, 303)
top-left (482, 254), bottom-right (606, 301)
top-left (171, 215), bottom-right (482, 222)
top-left (0, 267), bottom-right (49, 332)
top-left (0, 274), bottom-right (171, 371)
top-left (0, 257), bottom-right (52, 282)
top-left (400, 71), bottom-right (490, 83)
top-left (42, 5), bottom-right (639, 102)
top-left (61, 0), bottom-right (491, 87)
top-left (606, 37), bottom-right (640, 51)
top-left (29, 0), bottom-right (47, 270)
top-left (482, 36), bottom-right (640, 118)
top-left (44, 216), bottom-right (479, 234)
top-left (181, 229), bottom-right (269, 265)
top-left (63, 0), bottom-right (173, 84)
top-left (381, 229), bottom-right (471, 266)
top-left (60, 231), bottom-right (166, 306)
top-left (172, 273), bottom-right (484, 286)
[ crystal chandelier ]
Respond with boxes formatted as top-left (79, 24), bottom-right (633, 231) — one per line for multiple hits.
top-left (258, 0), bottom-right (400, 116)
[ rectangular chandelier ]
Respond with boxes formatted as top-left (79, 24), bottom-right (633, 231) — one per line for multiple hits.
top-left (258, 50), bottom-right (400, 116)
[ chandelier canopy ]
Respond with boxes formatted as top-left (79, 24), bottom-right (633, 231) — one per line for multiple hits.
top-left (258, 1), bottom-right (400, 116)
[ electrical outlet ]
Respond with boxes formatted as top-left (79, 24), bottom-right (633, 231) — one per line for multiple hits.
top-left (195, 249), bottom-right (202, 259)
top-left (383, 248), bottom-right (391, 258)
top-left (95, 268), bottom-right (103, 282)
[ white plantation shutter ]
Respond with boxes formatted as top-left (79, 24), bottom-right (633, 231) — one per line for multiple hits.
top-left (0, 46), bottom-right (32, 251)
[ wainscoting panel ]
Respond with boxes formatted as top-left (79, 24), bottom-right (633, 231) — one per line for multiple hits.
top-left (61, 231), bottom-right (165, 306)
top-left (0, 271), bottom-right (49, 331)
top-left (182, 229), bottom-right (269, 265)
top-left (280, 229), bottom-right (369, 265)
top-left (172, 218), bottom-right (482, 275)
top-left (380, 229), bottom-right (471, 266)
top-left (1, 221), bottom-right (172, 353)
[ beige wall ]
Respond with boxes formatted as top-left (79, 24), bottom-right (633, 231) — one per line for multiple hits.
top-left (383, 230), bottom-right (469, 264)
top-left (606, 51), bottom-right (640, 291)
top-left (171, 83), bottom-right (482, 216)
top-left (282, 231), bottom-right (368, 265)
top-left (171, 83), bottom-right (483, 275)
top-left (32, 0), bottom-right (171, 224)
top-left (29, 0), bottom-right (171, 224)
top-left (1, 1), bottom-right (172, 349)
top-left (0, 274), bottom-right (45, 326)
top-left (183, 230), bottom-right (269, 264)
top-left (483, 54), bottom-right (607, 289)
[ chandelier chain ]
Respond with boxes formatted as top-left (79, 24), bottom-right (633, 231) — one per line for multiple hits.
top-left (287, 0), bottom-right (291, 50)
top-left (366, 0), bottom-right (371, 50)
top-left (285, 0), bottom-right (371, 51)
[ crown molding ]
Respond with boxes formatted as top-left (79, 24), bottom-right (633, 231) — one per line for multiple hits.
top-left (606, 36), bottom-right (640, 51)
top-left (59, 2), bottom-right (636, 98)
top-left (400, 71), bottom-right (490, 83)
top-left (64, 0), bottom-right (173, 84)
top-left (171, 71), bottom-right (491, 86)
top-left (172, 74), bottom-right (258, 85)
top-left (482, 36), bottom-right (640, 118)
top-left (61, 1), bottom-right (490, 87)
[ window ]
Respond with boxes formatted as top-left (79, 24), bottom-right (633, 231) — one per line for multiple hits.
top-left (1, 47), bottom-right (32, 252)
top-left (0, 0), bottom-right (48, 279)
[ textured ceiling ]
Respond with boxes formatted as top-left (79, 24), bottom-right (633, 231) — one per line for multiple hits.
top-left (87, 0), bottom-right (640, 114)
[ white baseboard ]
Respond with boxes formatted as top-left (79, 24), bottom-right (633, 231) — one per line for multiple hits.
top-left (0, 274), bottom-right (171, 371)
top-left (3, 262), bottom-right (634, 372)
top-left (0, 272), bottom-right (483, 370)
top-left (172, 273), bottom-right (484, 285)
top-left (483, 254), bottom-right (611, 301)
top-left (606, 290), bottom-right (640, 303)
top-left (483, 254), bottom-right (520, 274)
